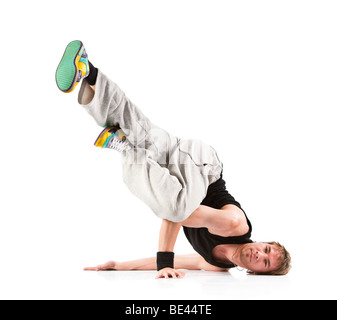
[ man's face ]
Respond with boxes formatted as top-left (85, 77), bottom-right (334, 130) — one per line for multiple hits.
top-left (236, 242), bottom-right (281, 274)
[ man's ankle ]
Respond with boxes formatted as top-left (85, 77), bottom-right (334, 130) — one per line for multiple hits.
top-left (86, 61), bottom-right (98, 85)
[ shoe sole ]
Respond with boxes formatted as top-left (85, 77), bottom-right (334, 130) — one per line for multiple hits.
top-left (94, 127), bottom-right (119, 148)
top-left (56, 40), bottom-right (83, 93)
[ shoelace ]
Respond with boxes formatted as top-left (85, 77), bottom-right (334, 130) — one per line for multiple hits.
top-left (106, 134), bottom-right (132, 152)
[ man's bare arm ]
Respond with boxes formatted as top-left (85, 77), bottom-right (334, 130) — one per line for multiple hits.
top-left (183, 204), bottom-right (249, 237)
top-left (155, 219), bottom-right (185, 278)
top-left (84, 254), bottom-right (228, 272)
top-left (158, 219), bottom-right (182, 252)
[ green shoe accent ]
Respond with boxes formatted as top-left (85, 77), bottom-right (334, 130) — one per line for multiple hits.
top-left (56, 40), bottom-right (83, 92)
top-left (94, 126), bottom-right (132, 152)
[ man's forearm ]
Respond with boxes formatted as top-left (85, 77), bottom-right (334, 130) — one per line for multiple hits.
top-left (115, 254), bottom-right (203, 270)
top-left (116, 257), bottom-right (157, 270)
top-left (158, 219), bottom-right (182, 252)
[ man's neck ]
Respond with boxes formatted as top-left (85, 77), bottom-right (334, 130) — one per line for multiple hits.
top-left (212, 244), bottom-right (241, 264)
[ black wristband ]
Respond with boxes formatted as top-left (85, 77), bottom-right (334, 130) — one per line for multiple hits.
top-left (157, 252), bottom-right (174, 271)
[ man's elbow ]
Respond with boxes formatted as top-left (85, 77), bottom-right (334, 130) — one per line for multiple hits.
top-left (229, 215), bottom-right (249, 236)
top-left (230, 216), bottom-right (242, 231)
top-left (216, 215), bottom-right (248, 237)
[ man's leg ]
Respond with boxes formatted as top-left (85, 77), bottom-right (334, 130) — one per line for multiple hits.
top-left (56, 41), bottom-right (221, 222)
top-left (78, 68), bottom-right (178, 154)
top-left (78, 69), bottom-right (195, 221)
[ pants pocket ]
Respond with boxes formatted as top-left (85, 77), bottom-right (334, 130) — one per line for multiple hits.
top-left (178, 139), bottom-right (219, 166)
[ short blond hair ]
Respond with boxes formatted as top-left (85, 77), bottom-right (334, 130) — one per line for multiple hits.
top-left (248, 241), bottom-right (292, 275)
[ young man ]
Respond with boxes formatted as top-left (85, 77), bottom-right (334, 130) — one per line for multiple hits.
top-left (56, 40), bottom-right (291, 278)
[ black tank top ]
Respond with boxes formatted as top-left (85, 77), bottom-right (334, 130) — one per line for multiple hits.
top-left (183, 175), bottom-right (253, 269)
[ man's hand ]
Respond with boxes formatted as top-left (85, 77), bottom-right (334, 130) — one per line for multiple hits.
top-left (155, 267), bottom-right (185, 279)
top-left (83, 261), bottom-right (117, 271)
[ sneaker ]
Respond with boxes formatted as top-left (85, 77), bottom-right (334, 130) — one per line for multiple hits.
top-left (94, 126), bottom-right (132, 152)
top-left (56, 40), bottom-right (90, 93)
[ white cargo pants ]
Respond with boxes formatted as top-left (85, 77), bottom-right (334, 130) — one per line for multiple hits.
top-left (78, 70), bottom-right (223, 222)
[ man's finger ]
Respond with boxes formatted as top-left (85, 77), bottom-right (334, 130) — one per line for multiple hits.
top-left (178, 271), bottom-right (185, 278)
top-left (83, 267), bottom-right (97, 271)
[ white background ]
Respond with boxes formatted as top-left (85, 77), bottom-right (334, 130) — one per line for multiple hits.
top-left (1, 0), bottom-right (336, 300)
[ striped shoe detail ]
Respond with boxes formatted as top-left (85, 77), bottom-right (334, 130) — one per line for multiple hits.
top-left (94, 126), bottom-right (132, 152)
